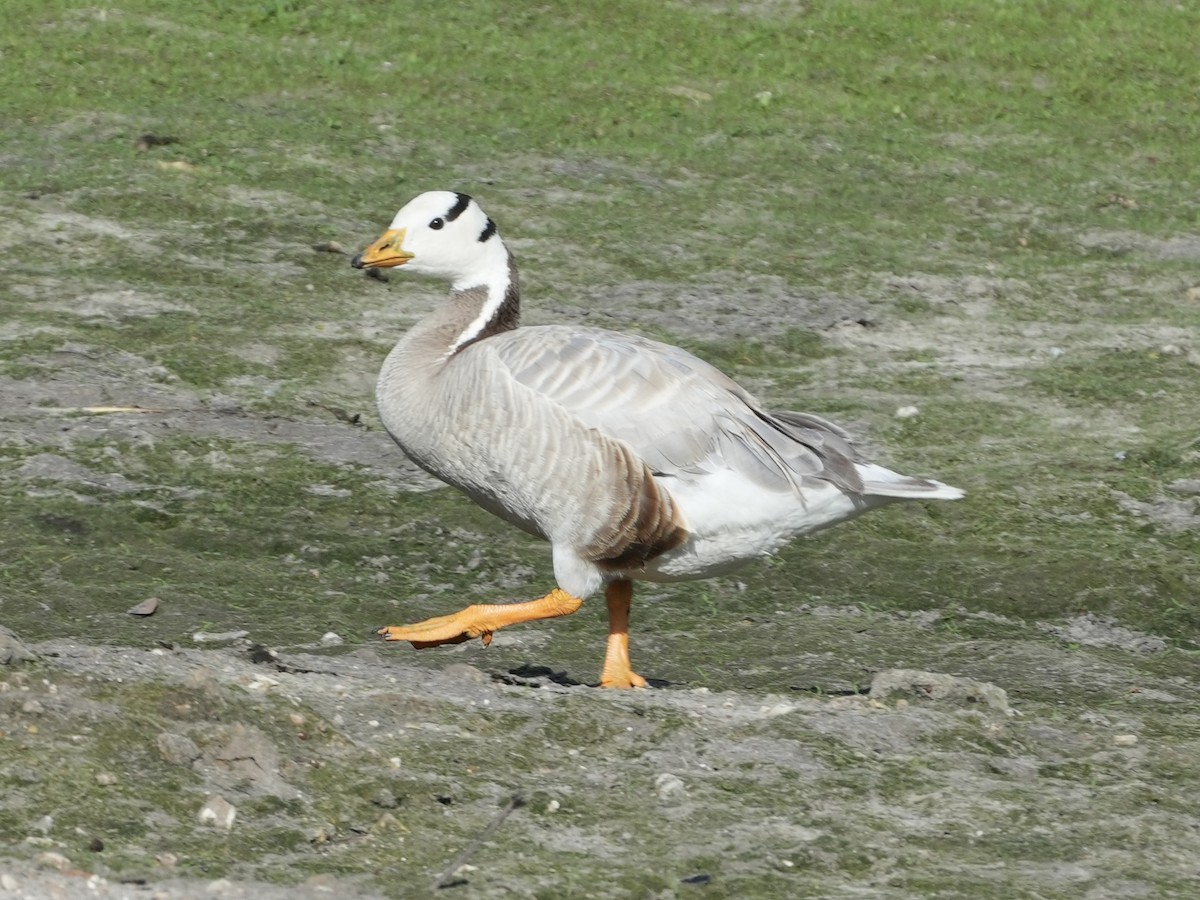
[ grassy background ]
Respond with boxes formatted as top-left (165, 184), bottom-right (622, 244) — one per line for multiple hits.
top-left (3, 0), bottom-right (1199, 667)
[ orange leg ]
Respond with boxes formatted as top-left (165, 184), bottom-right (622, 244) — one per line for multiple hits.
top-left (378, 588), bottom-right (582, 649)
top-left (600, 580), bottom-right (646, 689)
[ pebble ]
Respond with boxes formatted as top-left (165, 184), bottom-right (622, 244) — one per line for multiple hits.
top-left (243, 674), bottom-right (280, 693)
top-left (319, 631), bottom-right (344, 646)
top-left (35, 852), bottom-right (71, 872)
top-left (1114, 734), bottom-right (1139, 747)
top-left (371, 789), bottom-right (400, 809)
top-left (128, 597), bottom-right (160, 616)
top-left (157, 732), bottom-right (201, 767)
top-left (895, 405), bottom-right (920, 419)
top-left (0, 626), bottom-right (37, 665)
top-left (198, 795), bottom-right (237, 830)
top-left (0, 873), bottom-right (18, 890)
top-left (654, 773), bottom-right (686, 799)
top-left (192, 630), bottom-right (249, 643)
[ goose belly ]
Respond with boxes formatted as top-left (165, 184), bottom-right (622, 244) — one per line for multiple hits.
top-left (639, 470), bottom-right (875, 582)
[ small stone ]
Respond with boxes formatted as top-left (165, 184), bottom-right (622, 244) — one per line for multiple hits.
top-left (88, 838), bottom-right (104, 852)
top-left (206, 879), bottom-right (233, 893)
top-left (198, 795), bottom-right (237, 830)
top-left (895, 405), bottom-right (920, 419)
top-left (654, 773), bottom-right (686, 799)
top-left (1049, 346), bottom-right (1066, 358)
top-left (546, 799), bottom-right (560, 813)
top-left (1167, 479), bottom-right (1200, 496)
top-left (36, 852), bottom-right (71, 872)
top-left (870, 669), bottom-right (1010, 714)
top-left (128, 597), bottom-right (160, 616)
top-left (95, 772), bottom-right (118, 786)
top-left (1114, 734), bottom-right (1139, 747)
top-left (192, 630), bottom-right (249, 643)
top-left (1160, 343), bottom-right (1184, 356)
top-left (1186, 286), bottom-right (1200, 302)
top-left (443, 663), bottom-right (487, 684)
top-left (370, 812), bottom-right (408, 835)
top-left (1, 873), bottom-right (18, 890)
top-left (372, 789), bottom-right (400, 809)
top-left (157, 732), bottom-right (201, 767)
top-left (319, 631), bottom-right (343, 646)
top-left (21, 699), bottom-right (44, 715)
top-left (243, 674), bottom-right (279, 693)
top-left (0, 627), bottom-right (36, 666)
top-left (156, 853), bottom-right (178, 869)
top-left (32, 815), bottom-right (54, 834)
top-left (289, 713), bottom-right (306, 727)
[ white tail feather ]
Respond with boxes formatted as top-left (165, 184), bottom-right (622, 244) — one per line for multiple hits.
top-left (855, 463), bottom-right (965, 500)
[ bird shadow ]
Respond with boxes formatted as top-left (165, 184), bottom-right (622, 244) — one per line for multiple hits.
top-left (492, 664), bottom-right (582, 688)
top-left (492, 664), bottom-right (677, 690)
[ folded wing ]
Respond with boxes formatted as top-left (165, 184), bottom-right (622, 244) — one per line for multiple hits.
top-left (483, 325), bottom-right (867, 495)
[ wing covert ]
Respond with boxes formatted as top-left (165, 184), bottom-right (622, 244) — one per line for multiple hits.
top-left (480, 325), bottom-right (859, 492)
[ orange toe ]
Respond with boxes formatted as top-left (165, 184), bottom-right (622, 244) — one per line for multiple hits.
top-left (377, 589), bottom-right (582, 651)
top-left (600, 667), bottom-right (647, 689)
top-left (377, 614), bottom-right (488, 649)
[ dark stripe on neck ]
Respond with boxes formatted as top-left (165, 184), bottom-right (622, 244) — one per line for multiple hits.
top-left (445, 192), bottom-right (472, 222)
top-left (478, 217), bottom-right (496, 243)
top-left (452, 255), bottom-right (521, 354)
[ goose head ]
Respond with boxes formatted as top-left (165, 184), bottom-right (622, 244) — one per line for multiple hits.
top-left (352, 191), bottom-right (506, 290)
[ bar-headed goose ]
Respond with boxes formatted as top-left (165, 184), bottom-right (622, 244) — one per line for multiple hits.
top-left (352, 191), bottom-right (962, 688)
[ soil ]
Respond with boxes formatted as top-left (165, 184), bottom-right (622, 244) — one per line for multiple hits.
top-left (3, 186), bottom-right (1199, 900)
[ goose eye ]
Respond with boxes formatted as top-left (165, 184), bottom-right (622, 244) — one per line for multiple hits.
top-left (429, 217), bottom-right (445, 230)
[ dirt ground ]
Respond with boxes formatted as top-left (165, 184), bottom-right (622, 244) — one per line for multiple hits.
top-left (3, 123), bottom-right (1199, 900)
top-left (4, 614), bottom-right (1199, 900)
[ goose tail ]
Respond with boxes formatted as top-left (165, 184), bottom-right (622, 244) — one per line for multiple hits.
top-left (855, 462), bottom-right (965, 501)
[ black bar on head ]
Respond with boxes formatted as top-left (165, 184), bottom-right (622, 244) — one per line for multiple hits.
top-left (478, 218), bottom-right (497, 243)
top-left (446, 192), bottom-right (472, 222)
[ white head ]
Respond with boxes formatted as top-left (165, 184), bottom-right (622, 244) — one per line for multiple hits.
top-left (352, 191), bottom-right (507, 290)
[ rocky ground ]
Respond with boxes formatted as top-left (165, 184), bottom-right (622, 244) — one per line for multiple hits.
top-left (3, 596), bottom-right (1199, 900)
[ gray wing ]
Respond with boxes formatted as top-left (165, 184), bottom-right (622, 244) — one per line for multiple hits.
top-left (481, 325), bottom-right (864, 493)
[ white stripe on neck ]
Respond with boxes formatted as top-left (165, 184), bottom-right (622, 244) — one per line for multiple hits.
top-left (446, 278), bottom-right (509, 356)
